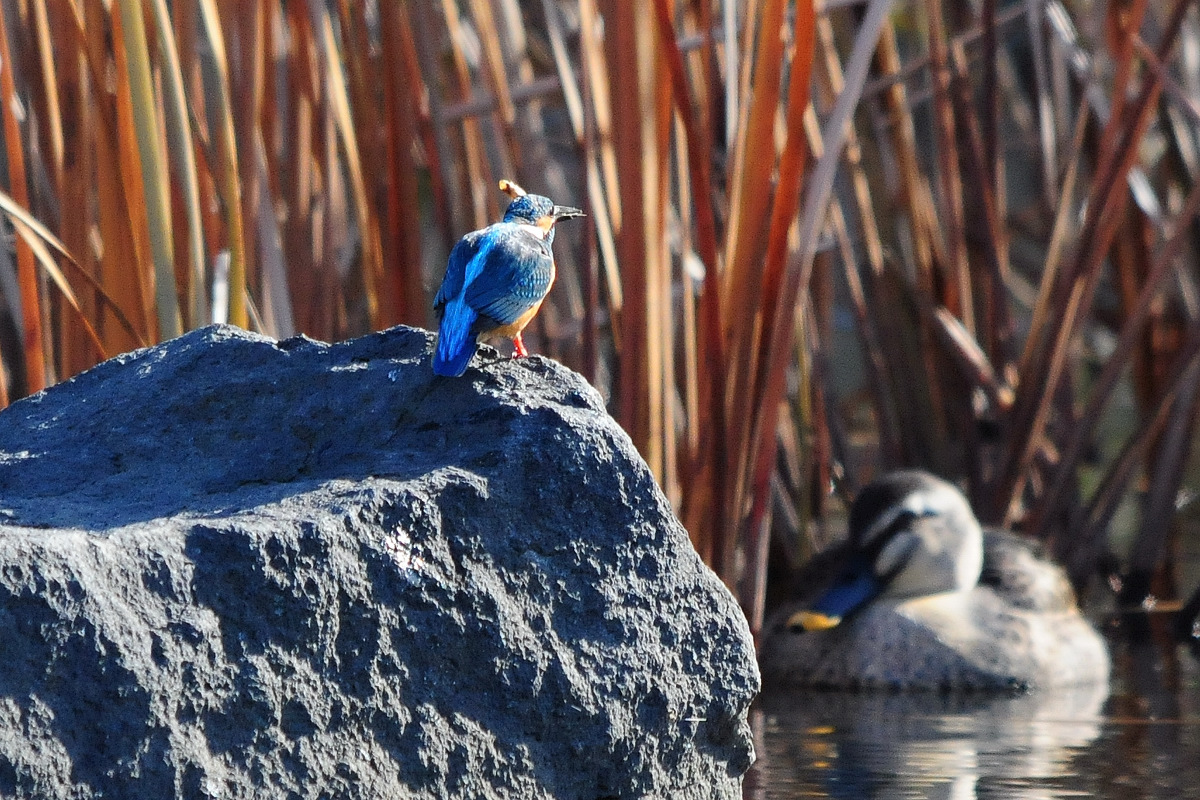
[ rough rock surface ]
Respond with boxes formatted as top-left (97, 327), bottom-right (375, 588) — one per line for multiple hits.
top-left (0, 325), bottom-right (758, 799)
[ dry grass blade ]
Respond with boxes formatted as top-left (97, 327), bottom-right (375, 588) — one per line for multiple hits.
top-left (198, 0), bottom-right (248, 329)
top-left (0, 180), bottom-right (145, 352)
top-left (468, 0), bottom-right (516, 136)
top-left (722, 0), bottom-right (787, 573)
top-left (871, 21), bottom-right (950, 466)
top-left (1031, 173), bottom-right (1200, 538)
top-left (578, 0), bottom-right (620, 236)
top-left (550, 0), bottom-right (622, 338)
top-left (8, 217), bottom-right (105, 358)
top-left (45, 1), bottom-right (98, 377)
top-left (1066, 325), bottom-right (1200, 577)
top-left (378, 3), bottom-right (428, 327)
top-left (233, 2), bottom-right (265, 319)
top-left (0, 185), bottom-right (143, 354)
top-left (997, 0), bottom-right (1193, 516)
top-left (320, 6), bottom-right (380, 327)
top-left (922, 0), bottom-right (971, 331)
top-left (1017, 103), bottom-right (1089, 377)
top-left (78, 0), bottom-right (152, 355)
top-left (254, 138), bottom-right (296, 338)
top-left (1098, 0), bottom-right (1148, 157)
top-left (811, 17), bottom-right (901, 466)
top-left (31, 0), bottom-right (63, 191)
top-left (794, 0), bottom-right (890, 292)
top-left (948, 40), bottom-right (1014, 377)
top-left (980, 0), bottom-right (998, 186)
top-left (111, 2), bottom-right (159, 340)
top-left (0, 2), bottom-right (46, 392)
top-left (608, 0), bottom-right (654, 466)
top-left (1129, 361), bottom-right (1200, 579)
top-left (120, 0), bottom-right (181, 339)
top-left (1024, 0), bottom-right (1060, 205)
top-left (653, 0), bottom-right (728, 571)
top-left (723, 0), bottom-right (784, 304)
top-left (928, 307), bottom-right (1005, 409)
top-left (737, 0), bottom-right (819, 631)
top-left (151, 0), bottom-right (207, 329)
top-left (440, 0), bottom-right (497, 229)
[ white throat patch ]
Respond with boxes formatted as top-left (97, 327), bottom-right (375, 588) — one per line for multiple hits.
top-left (516, 222), bottom-right (549, 240)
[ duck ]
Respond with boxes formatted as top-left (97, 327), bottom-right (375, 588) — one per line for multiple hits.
top-left (758, 470), bottom-right (1111, 690)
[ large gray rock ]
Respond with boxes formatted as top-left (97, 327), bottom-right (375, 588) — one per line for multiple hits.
top-left (0, 325), bottom-right (757, 799)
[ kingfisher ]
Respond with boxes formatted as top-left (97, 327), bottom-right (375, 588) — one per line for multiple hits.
top-left (432, 180), bottom-right (584, 376)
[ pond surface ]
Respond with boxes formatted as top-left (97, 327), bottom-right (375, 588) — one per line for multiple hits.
top-left (745, 613), bottom-right (1200, 799)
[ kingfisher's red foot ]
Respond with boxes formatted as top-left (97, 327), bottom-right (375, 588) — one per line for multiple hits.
top-left (513, 333), bottom-right (529, 357)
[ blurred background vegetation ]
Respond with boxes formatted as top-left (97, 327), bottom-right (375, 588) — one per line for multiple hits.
top-left (1, 0), bottom-right (1199, 638)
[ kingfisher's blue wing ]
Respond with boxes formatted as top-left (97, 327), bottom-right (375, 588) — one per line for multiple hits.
top-left (434, 229), bottom-right (488, 311)
top-left (433, 229), bottom-right (493, 376)
top-left (462, 228), bottom-right (554, 326)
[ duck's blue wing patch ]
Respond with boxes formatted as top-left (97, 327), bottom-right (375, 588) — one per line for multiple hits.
top-left (808, 568), bottom-right (883, 620)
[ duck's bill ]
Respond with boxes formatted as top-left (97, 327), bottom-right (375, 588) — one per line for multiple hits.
top-left (786, 570), bottom-right (882, 632)
top-left (786, 610), bottom-right (842, 630)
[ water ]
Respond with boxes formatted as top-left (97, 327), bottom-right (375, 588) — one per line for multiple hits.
top-left (745, 614), bottom-right (1200, 799)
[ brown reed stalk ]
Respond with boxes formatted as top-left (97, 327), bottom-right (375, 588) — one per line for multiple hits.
top-left (0, 2), bottom-right (46, 392)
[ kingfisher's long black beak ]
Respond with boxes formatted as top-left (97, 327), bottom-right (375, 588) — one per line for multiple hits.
top-left (552, 205), bottom-right (585, 220)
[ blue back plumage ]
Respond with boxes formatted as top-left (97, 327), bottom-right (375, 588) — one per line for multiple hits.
top-left (433, 296), bottom-right (478, 376)
top-left (433, 235), bottom-right (496, 376)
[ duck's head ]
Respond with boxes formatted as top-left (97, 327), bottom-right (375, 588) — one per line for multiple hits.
top-left (789, 470), bottom-right (984, 631)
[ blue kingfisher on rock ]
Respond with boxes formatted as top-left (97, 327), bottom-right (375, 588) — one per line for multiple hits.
top-left (432, 179), bottom-right (584, 377)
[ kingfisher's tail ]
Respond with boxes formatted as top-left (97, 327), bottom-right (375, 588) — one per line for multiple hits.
top-left (433, 297), bottom-right (478, 376)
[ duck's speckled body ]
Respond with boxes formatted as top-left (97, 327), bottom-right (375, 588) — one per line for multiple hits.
top-left (759, 470), bottom-right (1110, 690)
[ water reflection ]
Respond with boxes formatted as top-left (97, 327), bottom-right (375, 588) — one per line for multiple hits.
top-left (747, 683), bottom-right (1107, 799)
top-left (746, 618), bottom-right (1200, 799)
